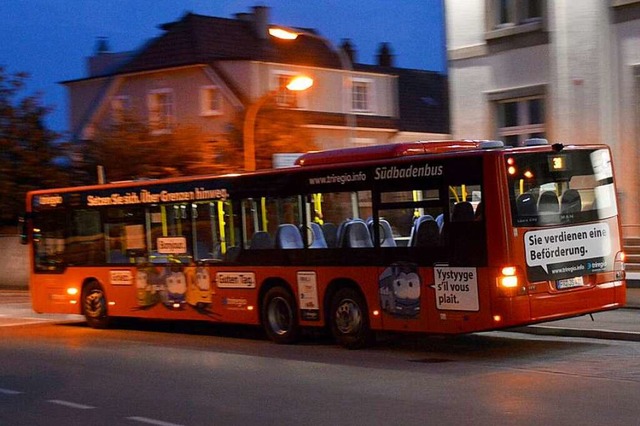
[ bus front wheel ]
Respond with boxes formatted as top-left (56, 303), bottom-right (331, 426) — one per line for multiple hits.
top-left (330, 287), bottom-right (373, 349)
top-left (82, 281), bottom-right (110, 329)
top-left (261, 286), bottom-right (300, 344)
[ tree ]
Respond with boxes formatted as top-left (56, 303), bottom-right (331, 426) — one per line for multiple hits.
top-left (86, 117), bottom-right (232, 182)
top-left (230, 98), bottom-right (317, 170)
top-left (0, 66), bottom-right (66, 225)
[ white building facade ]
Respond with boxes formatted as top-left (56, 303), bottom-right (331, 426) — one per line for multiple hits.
top-left (446, 0), bottom-right (640, 236)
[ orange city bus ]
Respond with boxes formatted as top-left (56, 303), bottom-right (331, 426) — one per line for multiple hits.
top-left (23, 139), bottom-right (626, 348)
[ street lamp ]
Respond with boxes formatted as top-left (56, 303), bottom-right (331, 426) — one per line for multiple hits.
top-left (243, 75), bottom-right (313, 171)
top-left (268, 26), bottom-right (357, 144)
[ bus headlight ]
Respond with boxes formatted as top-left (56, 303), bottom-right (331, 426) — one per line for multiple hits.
top-left (66, 287), bottom-right (79, 296)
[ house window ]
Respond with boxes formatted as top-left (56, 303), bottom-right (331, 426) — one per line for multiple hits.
top-left (110, 96), bottom-right (131, 124)
top-left (496, 97), bottom-right (545, 146)
top-left (491, 0), bottom-right (542, 29)
top-left (148, 89), bottom-right (174, 134)
top-left (352, 79), bottom-right (373, 113)
top-left (200, 86), bottom-right (222, 116)
top-left (274, 73), bottom-right (298, 107)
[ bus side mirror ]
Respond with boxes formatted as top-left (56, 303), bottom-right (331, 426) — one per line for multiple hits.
top-left (18, 216), bottom-right (28, 245)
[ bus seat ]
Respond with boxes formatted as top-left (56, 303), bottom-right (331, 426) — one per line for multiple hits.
top-left (413, 218), bottom-right (440, 247)
top-left (195, 242), bottom-right (211, 260)
top-left (435, 213), bottom-right (444, 231)
top-left (516, 193), bottom-right (537, 216)
top-left (408, 215), bottom-right (434, 246)
top-left (276, 224), bottom-right (304, 249)
top-left (538, 191), bottom-right (560, 224)
top-left (561, 189), bottom-right (581, 213)
top-left (342, 220), bottom-right (373, 248)
top-left (368, 218), bottom-right (396, 247)
top-left (108, 250), bottom-right (130, 263)
top-left (474, 201), bottom-right (483, 221)
top-left (321, 223), bottom-right (338, 248)
top-left (307, 223), bottom-right (328, 248)
top-left (538, 191), bottom-right (560, 213)
top-left (452, 201), bottom-right (474, 222)
top-left (336, 219), bottom-right (351, 247)
top-left (249, 231), bottom-right (274, 249)
top-left (225, 246), bottom-right (240, 261)
top-left (378, 219), bottom-right (396, 247)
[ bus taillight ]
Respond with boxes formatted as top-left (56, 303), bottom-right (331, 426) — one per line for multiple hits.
top-left (500, 266), bottom-right (518, 288)
top-left (497, 266), bottom-right (527, 296)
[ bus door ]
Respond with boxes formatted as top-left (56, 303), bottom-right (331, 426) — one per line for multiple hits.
top-left (373, 169), bottom-right (489, 334)
top-left (374, 188), bottom-right (445, 333)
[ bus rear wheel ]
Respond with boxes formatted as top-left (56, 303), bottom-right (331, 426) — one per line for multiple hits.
top-left (330, 287), bottom-right (373, 349)
top-left (261, 286), bottom-right (300, 344)
top-left (82, 281), bottom-right (110, 329)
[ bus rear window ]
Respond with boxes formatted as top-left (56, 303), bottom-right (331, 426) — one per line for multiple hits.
top-left (508, 149), bottom-right (618, 227)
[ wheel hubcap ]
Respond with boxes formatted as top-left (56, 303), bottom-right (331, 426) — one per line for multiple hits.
top-left (335, 299), bottom-right (362, 335)
top-left (268, 296), bottom-right (292, 336)
top-left (85, 290), bottom-right (105, 318)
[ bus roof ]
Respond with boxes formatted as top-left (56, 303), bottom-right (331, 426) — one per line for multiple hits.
top-left (295, 140), bottom-right (504, 167)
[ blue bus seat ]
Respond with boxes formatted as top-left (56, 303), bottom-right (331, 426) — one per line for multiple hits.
top-left (249, 231), bottom-right (273, 249)
top-left (276, 224), bottom-right (304, 249)
top-left (409, 215), bottom-right (434, 246)
top-left (321, 223), bottom-right (338, 248)
top-left (307, 223), bottom-right (328, 248)
top-left (342, 220), bottom-right (373, 248)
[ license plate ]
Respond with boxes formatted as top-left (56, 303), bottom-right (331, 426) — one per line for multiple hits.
top-left (556, 276), bottom-right (584, 290)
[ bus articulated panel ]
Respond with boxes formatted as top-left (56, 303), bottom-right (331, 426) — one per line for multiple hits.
top-left (23, 139), bottom-right (625, 348)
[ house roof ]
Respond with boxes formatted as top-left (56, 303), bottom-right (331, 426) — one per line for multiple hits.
top-left (64, 10), bottom-right (449, 137)
top-left (113, 13), bottom-right (343, 76)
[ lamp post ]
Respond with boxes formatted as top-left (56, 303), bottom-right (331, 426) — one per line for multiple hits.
top-left (268, 26), bottom-right (357, 144)
top-left (243, 75), bottom-right (313, 172)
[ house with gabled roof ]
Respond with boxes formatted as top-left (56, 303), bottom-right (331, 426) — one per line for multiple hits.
top-left (62, 5), bottom-right (449, 170)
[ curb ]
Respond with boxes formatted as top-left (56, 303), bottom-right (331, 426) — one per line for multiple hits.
top-left (510, 324), bottom-right (640, 342)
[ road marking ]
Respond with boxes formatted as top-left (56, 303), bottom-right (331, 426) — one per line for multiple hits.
top-left (0, 388), bottom-right (23, 395)
top-left (47, 399), bottom-right (96, 410)
top-left (127, 416), bottom-right (185, 426)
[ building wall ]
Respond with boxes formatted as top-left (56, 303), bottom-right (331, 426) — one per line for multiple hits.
top-left (446, 0), bottom-right (640, 236)
top-left (0, 235), bottom-right (28, 289)
top-left (449, 44), bottom-right (550, 139)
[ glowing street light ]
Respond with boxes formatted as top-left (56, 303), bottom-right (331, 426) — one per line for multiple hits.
top-left (243, 75), bottom-right (313, 171)
top-left (269, 25), bottom-right (356, 144)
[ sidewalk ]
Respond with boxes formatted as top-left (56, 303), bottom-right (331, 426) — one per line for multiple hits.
top-left (511, 287), bottom-right (640, 342)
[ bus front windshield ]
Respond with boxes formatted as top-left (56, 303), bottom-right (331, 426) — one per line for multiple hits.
top-left (507, 148), bottom-right (618, 227)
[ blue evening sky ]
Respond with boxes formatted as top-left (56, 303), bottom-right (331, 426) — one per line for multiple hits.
top-left (0, 0), bottom-right (445, 134)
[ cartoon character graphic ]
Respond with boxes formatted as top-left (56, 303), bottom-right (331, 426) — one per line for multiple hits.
top-left (186, 266), bottom-right (213, 309)
top-left (162, 270), bottom-right (187, 308)
top-left (379, 263), bottom-right (421, 318)
top-left (136, 268), bottom-right (159, 307)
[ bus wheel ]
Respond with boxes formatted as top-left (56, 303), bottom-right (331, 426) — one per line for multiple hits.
top-left (82, 281), bottom-right (110, 329)
top-left (330, 287), bottom-right (373, 349)
top-left (261, 287), bottom-right (299, 344)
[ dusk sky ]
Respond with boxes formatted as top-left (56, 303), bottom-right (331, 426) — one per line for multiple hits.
top-left (0, 0), bottom-right (446, 134)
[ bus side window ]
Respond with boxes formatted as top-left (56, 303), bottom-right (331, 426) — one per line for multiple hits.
top-left (192, 202), bottom-right (222, 261)
top-left (443, 184), bottom-right (486, 266)
top-left (33, 210), bottom-right (66, 271)
top-left (305, 190), bottom-right (371, 248)
top-left (104, 207), bottom-right (146, 264)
